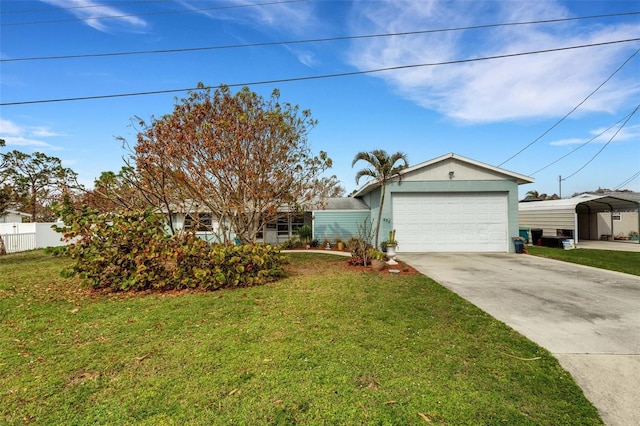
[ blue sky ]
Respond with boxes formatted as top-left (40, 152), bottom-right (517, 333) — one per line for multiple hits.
top-left (1, 0), bottom-right (639, 198)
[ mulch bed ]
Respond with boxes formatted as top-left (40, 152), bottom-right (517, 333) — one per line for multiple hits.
top-left (343, 259), bottom-right (420, 276)
top-left (285, 247), bottom-right (420, 276)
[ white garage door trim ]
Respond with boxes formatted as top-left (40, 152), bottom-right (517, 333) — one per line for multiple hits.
top-left (392, 192), bottom-right (508, 252)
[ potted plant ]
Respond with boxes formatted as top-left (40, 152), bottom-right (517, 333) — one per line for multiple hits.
top-left (629, 230), bottom-right (639, 241)
top-left (386, 229), bottom-right (398, 257)
top-left (322, 237), bottom-right (331, 250)
top-left (369, 249), bottom-right (386, 271)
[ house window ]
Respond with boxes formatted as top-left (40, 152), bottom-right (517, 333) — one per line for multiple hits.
top-left (185, 213), bottom-right (213, 231)
top-left (275, 213), bottom-right (305, 239)
top-left (277, 216), bottom-right (289, 238)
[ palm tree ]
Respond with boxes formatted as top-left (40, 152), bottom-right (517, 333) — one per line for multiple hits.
top-left (352, 149), bottom-right (408, 248)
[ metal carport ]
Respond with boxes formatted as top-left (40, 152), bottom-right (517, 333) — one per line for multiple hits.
top-left (519, 193), bottom-right (640, 244)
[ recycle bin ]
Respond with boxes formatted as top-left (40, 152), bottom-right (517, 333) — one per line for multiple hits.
top-left (514, 240), bottom-right (524, 254)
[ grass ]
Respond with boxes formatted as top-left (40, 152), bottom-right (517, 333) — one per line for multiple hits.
top-left (1, 250), bottom-right (602, 425)
top-left (527, 245), bottom-right (640, 276)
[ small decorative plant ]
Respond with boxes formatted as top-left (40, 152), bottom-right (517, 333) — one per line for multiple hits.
top-left (629, 230), bottom-right (639, 239)
top-left (369, 249), bottom-right (386, 271)
top-left (322, 237), bottom-right (331, 249)
top-left (369, 249), bottom-right (385, 260)
top-left (388, 229), bottom-right (398, 246)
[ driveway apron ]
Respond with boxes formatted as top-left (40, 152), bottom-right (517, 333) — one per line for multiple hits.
top-left (401, 252), bottom-right (640, 426)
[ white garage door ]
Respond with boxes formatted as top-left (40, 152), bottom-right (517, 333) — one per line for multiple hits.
top-left (392, 192), bottom-right (508, 252)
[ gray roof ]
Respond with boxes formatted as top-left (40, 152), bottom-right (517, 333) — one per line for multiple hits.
top-left (352, 152), bottom-right (534, 197)
top-left (313, 197), bottom-right (370, 211)
top-left (602, 192), bottom-right (640, 203)
top-left (519, 193), bottom-right (639, 213)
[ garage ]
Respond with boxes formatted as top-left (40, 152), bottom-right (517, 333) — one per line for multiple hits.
top-left (352, 153), bottom-right (533, 253)
top-left (393, 192), bottom-right (508, 252)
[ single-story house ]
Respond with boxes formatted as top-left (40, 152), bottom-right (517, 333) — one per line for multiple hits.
top-left (315, 153), bottom-right (534, 253)
top-left (519, 193), bottom-right (640, 244)
top-left (169, 153), bottom-right (534, 252)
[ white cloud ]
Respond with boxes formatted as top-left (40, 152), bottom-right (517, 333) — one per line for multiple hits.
top-left (30, 127), bottom-right (66, 138)
top-left (0, 119), bottom-right (61, 150)
top-left (590, 123), bottom-right (640, 142)
top-left (40, 0), bottom-right (148, 32)
top-left (177, 0), bottom-right (317, 34)
top-left (549, 124), bottom-right (640, 145)
top-left (346, 0), bottom-right (640, 123)
top-left (0, 118), bottom-right (24, 135)
top-left (549, 137), bottom-right (585, 146)
top-left (176, 0), bottom-right (319, 67)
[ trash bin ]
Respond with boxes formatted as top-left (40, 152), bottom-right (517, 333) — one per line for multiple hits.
top-left (531, 229), bottom-right (543, 246)
top-left (519, 227), bottom-right (530, 243)
top-left (514, 240), bottom-right (524, 254)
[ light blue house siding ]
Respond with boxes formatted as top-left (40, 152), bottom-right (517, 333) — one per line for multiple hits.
top-left (313, 209), bottom-right (371, 242)
top-left (312, 198), bottom-right (371, 243)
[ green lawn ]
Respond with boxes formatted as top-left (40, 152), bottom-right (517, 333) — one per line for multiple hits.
top-left (527, 245), bottom-right (640, 276)
top-left (1, 250), bottom-right (602, 425)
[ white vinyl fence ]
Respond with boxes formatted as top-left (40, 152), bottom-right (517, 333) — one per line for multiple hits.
top-left (0, 222), bottom-right (67, 254)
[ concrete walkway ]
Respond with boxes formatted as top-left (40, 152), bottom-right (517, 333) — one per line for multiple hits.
top-left (401, 252), bottom-right (640, 426)
top-left (576, 240), bottom-right (640, 252)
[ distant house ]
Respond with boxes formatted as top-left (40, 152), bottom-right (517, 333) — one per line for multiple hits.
top-left (0, 210), bottom-right (31, 223)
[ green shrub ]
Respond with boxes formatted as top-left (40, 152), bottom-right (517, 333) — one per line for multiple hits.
top-left (54, 198), bottom-right (286, 292)
top-left (296, 224), bottom-right (312, 244)
top-left (174, 241), bottom-right (287, 290)
top-left (44, 245), bottom-right (68, 256)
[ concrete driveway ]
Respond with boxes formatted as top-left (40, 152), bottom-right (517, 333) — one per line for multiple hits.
top-left (401, 252), bottom-right (640, 426)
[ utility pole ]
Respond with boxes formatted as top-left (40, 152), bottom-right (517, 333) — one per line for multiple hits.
top-left (558, 175), bottom-right (562, 198)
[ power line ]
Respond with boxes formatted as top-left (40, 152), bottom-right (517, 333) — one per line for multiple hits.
top-left (1, 0), bottom-right (307, 27)
top-left (529, 109), bottom-right (637, 175)
top-left (3, 11), bottom-right (640, 62)
top-left (3, 38), bottom-right (638, 107)
top-left (614, 170), bottom-right (640, 190)
top-left (497, 46), bottom-right (640, 167)
top-left (2, 38), bottom-right (638, 107)
top-left (561, 104), bottom-right (640, 181)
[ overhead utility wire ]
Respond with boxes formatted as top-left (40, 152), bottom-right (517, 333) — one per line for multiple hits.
top-left (2, 38), bottom-right (638, 107)
top-left (529, 108), bottom-right (637, 175)
top-left (614, 170), bottom-right (640, 190)
top-left (3, 1), bottom-right (171, 14)
top-left (561, 104), bottom-right (640, 181)
top-left (497, 46), bottom-right (640, 167)
top-left (3, 11), bottom-right (640, 62)
top-left (1, 0), bottom-right (307, 27)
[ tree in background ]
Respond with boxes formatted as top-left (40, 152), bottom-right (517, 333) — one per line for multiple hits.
top-left (0, 139), bottom-right (9, 255)
top-left (132, 84), bottom-right (336, 243)
top-left (2, 150), bottom-right (79, 222)
top-left (352, 149), bottom-right (408, 248)
top-left (524, 190), bottom-right (559, 200)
